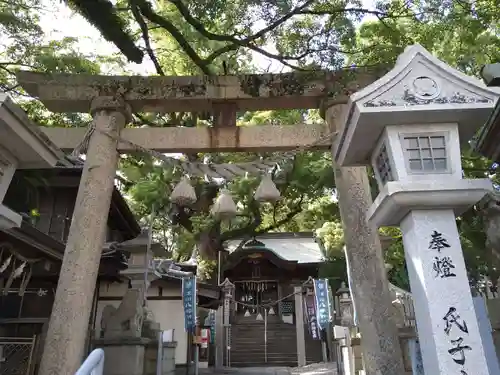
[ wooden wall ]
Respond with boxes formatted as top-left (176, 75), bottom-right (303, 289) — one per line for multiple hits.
top-left (4, 171), bottom-right (128, 244)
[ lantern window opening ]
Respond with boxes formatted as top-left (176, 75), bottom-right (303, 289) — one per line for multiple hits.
top-left (374, 142), bottom-right (394, 185)
top-left (401, 132), bottom-right (450, 174)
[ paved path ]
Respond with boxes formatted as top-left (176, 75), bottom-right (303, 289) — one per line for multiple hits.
top-left (198, 362), bottom-right (338, 375)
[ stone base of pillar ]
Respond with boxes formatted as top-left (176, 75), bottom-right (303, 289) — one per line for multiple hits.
top-left (95, 337), bottom-right (151, 375)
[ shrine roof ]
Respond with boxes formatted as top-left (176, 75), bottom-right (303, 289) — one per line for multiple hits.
top-left (225, 232), bottom-right (396, 264)
top-left (0, 93), bottom-right (67, 168)
top-left (226, 232), bottom-right (323, 264)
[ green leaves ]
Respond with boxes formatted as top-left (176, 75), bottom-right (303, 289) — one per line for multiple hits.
top-left (5, 0), bottom-right (499, 284)
top-left (352, 0), bottom-right (500, 76)
top-left (316, 221), bottom-right (345, 258)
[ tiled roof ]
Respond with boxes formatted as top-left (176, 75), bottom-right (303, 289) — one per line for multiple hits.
top-left (225, 232), bottom-right (323, 264)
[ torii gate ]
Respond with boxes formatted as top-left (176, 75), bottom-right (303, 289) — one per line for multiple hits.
top-left (16, 68), bottom-right (405, 375)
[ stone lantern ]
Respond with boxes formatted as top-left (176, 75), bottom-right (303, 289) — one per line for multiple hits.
top-left (336, 282), bottom-right (354, 327)
top-left (219, 278), bottom-right (235, 327)
top-left (219, 278), bottom-right (235, 367)
top-left (334, 44), bottom-right (500, 375)
top-left (119, 228), bottom-right (162, 292)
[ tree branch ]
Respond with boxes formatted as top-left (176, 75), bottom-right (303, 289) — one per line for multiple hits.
top-left (129, 0), bottom-right (165, 75)
top-left (66, 0), bottom-right (144, 63)
top-left (256, 196), bottom-right (304, 234)
top-left (220, 199), bottom-right (262, 242)
top-left (169, 0), bottom-right (314, 44)
top-left (167, 0), bottom-right (315, 70)
top-left (133, 0), bottom-right (213, 75)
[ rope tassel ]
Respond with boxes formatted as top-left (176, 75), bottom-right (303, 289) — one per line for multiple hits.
top-left (254, 174), bottom-right (281, 203)
top-left (171, 177), bottom-right (197, 206)
top-left (211, 189), bottom-right (237, 220)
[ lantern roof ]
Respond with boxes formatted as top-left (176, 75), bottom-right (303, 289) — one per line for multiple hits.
top-left (334, 44), bottom-right (500, 167)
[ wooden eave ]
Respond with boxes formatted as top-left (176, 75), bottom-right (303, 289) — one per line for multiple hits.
top-left (1, 219), bottom-right (129, 278)
top-left (152, 277), bottom-right (221, 299)
top-left (3, 219), bottom-right (65, 260)
top-left (223, 247), bottom-right (297, 272)
top-left (475, 98), bottom-right (500, 162)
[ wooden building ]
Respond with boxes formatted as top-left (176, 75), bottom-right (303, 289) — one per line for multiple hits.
top-left (0, 161), bottom-right (141, 375)
top-left (222, 233), bottom-right (326, 367)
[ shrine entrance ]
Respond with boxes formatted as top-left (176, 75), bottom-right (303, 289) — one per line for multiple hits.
top-left (13, 54), bottom-right (417, 375)
top-left (221, 236), bottom-right (323, 367)
top-left (233, 280), bottom-right (279, 318)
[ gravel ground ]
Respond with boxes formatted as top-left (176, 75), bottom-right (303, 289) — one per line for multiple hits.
top-left (198, 362), bottom-right (338, 375)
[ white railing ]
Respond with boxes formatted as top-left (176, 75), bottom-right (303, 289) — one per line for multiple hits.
top-left (75, 348), bottom-right (105, 375)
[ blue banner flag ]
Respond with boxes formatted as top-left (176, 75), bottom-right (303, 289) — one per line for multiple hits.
top-left (182, 276), bottom-right (197, 332)
top-left (208, 310), bottom-right (216, 343)
top-left (313, 278), bottom-right (331, 330)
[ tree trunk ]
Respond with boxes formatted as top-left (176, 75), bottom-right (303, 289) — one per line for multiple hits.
top-left (334, 164), bottom-right (406, 375)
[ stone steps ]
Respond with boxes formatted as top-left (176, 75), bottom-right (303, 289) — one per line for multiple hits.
top-left (228, 321), bottom-right (323, 366)
top-left (229, 322), bottom-right (298, 367)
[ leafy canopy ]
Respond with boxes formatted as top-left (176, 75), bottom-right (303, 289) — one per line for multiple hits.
top-left (2, 0), bottom-right (500, 287)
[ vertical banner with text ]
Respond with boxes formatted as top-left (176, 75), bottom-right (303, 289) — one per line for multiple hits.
top-left (313, 278), bottom-right (331, 330)
top-left (208, 309), bottom-right (216, 343)
top-left (182, 276), bottom-right (197, 332)
top-left (303, 293), bottom-right (320, 340)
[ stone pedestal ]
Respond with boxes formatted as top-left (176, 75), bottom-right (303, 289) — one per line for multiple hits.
top-left (399, 209), bottom-right (491, 375)
top-left (368, 179), bottom-right (494, 375)
top-left (95, 337), bottom-right (150, 375)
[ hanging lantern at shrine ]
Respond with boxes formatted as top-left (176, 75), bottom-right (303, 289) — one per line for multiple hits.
top-left (254, 174), bottom-right (280, 203)
top-left (171, 177), bottom-right (197, 206)
top-left (211, 189), bottom-right (237, 220)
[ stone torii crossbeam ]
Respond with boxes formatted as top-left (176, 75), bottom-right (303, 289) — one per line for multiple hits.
top-left (16, 68), bottom-right (405, 375)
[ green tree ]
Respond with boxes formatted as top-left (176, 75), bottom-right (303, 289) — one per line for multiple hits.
top-left (5, 0), bottom-right (500, 287)
top-left (351, 0), bottom-right (500, 289)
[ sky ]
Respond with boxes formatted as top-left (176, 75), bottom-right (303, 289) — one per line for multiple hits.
top-left (37, 0), bottom-right (378, 75)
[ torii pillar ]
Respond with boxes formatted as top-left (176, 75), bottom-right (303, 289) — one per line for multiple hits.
top-left (16, 69), bottom-right (381, 374)
top-left (324, 104), bottom-right (406, 375)
top-left (43, 97), bottom-right (130, 375)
